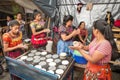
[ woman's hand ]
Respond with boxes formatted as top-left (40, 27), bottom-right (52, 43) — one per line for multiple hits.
top-left (17, 44), bottom-right (28, 49)
top-left (72, 29), bottom-right (80, 36)
top-left (69, 43), bottom-right (83, 51)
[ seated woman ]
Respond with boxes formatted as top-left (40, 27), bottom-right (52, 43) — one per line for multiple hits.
top-left (70, 19), bottom-right (119, 80)
top-left (74, 21), bottom-right (88, 45)
top-left (57, 15), bottom-right (79, 54)
top-left (3, 20), bottom-right (27, 80)
top-left (30, 10), bottom-right (50, 48)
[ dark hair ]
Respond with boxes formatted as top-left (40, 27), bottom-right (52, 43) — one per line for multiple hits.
top-left (16, 12), bottom-right (22, 16)
top-left (7, 15), bottom-right (13, 19)
top-left (63, 15), bottom-right (73, 25)
top-left (77, 3), bottom-right (83, 13)
top-left (105, 11), bottom-right (114, 28)
top-left (78, 21), bottom-right (85, 28)
top-left (93, 19), bottom-right (119, 60)
top-left (9, 20), bottom-right (20, 27)
top-left (33, 9), bottom-right (41, 19)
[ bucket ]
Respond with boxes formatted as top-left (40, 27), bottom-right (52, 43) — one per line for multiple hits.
top-left (46, 40), bottom-right (53, 52)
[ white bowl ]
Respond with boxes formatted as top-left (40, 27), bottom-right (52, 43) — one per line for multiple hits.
top-left (46, 59), bottom-right (53, 63)
top-left (34, 56), bottom-right (40, 59)
top-left (26, 57), bottom-right (33, 62)
top-left (48, 66), bottom-right (56, 71)
top-left (54, 59), bottom-right (61, 63)
top-left (40, 57), bottom-right (46, 61)
top-left (73, 41), bottom-right (80, 47)
top-left (49, 62), bottom-right (56, 66)
top-left (28, 53), bottom-right (34, 57)
top-left (31, 50), bottom-right (37, 53)
top-left (56, 69), bottom-right (64, 74)
top-left (39, 61), bottom-right (46, 66)
top-left (35, 52), bottom-right (41, 56)
top-left (41, 51), bottom-right (47, 56)
top-left (47, 70), bottom-right (54, 74)
top-left (52, 54), bottom-right (59, 59)
top-left (35, 65), bottom-right (42, 69)
top-left (33, 59), bottom-right (40, 63)
top-left (60, 52), bottom-right (67, 59)
top-left (20, 56), bottom-right (27, 60)
top-left (62, 60), bottom-right (69, 65)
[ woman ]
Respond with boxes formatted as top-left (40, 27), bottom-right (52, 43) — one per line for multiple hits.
top-left (70, 19), bottom-right (118, 80)
top-left (57, 15), bottom-right (79, 54)
top-left (75, 21), bottom-right (88, 44)
top-left (105, 11), bottom-right (114, 28)
top-left (16, 12), bottom-right (26, 40)
top-left (30, 10), bottom-right (50, 48)
top-left (3, 20), bottom-right (27, 80)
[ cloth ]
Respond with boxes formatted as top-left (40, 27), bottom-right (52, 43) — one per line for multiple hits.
top-left (57, 25), bottom-right (74, 54)
top-left (114, 20), bottom-right (120, 27)
top-left (58, 25), bottom-right (73, 40)
top-left (83, 62), bottom-right (111, 80)
top-left (30, 21), bottom-right (47, 48)
top-left (57, 39), bottom-right (72, 54)
top-left (89, 38), bottom-right (112, 65)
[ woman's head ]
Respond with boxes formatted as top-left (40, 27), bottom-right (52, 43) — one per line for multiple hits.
top-left (7, 15), bottom-right (13, 21)
top-left (78, 21), bottom-right (85, 29)
top-left (16, 12), bottom-right (22, 20)
top-left (9, 20), bottom-right (20, 34)
top-left (93, 19), bottom-right (111, 39)
top-left (63, 15), bottom-right (73, 27)
top-left (33, 10), bottom-right (41, 21)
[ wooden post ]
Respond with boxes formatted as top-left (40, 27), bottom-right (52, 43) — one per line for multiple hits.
top-left (47, 17), bottom-right (51, 37)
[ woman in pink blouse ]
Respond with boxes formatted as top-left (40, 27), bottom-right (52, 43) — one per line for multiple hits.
top-left (70, 19), bottom-right (118, 80)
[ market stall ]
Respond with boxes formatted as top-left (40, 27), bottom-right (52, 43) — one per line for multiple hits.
top-left (5, 48), bottom-right (74, 80)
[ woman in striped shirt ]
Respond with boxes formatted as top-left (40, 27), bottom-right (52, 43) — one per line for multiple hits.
top-left (70, 19), bottom-right (118, 80)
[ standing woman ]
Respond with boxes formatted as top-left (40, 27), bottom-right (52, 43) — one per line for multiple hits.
top-left (70, 19), bottom-right (118, 80)
top-left (16, 12), bottom-right (26, 40)
top-left (30, 10), bottom-right (50, 48)
top-left (57, 15), bottom-right (79, 54)
top-left (2, 20), bottom-right (27, 80)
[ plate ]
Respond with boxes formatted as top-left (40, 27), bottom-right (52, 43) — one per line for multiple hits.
top-left (62, 60), bottom-right (69, 65)
top-left (20, 56), bottom-right (27, 60)
top-left (46, 59), bottom-right (53, 63)
top-left (56, 69), bottom-right (64, 74)
top-left (49, 62), bottom-right (56, 66)
top-left (52, 54), bottom-right (59, 59)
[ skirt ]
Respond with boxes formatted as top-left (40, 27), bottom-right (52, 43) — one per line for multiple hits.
top-left (31, 33), bottom-right (47, 48)
top-left (83, 62), bottom-right (111, 80)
